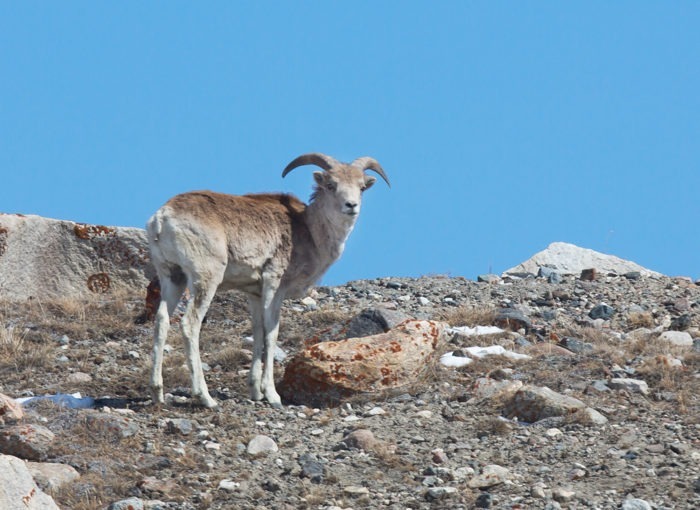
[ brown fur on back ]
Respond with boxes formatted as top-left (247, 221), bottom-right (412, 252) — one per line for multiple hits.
top-left (167, 191), bottom-right (306, 224)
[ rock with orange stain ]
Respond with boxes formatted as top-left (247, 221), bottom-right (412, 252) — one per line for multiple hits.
top-left (280, 320), bottom-right (448, 407)
top-left (0, 393), bottom-right (24, 424)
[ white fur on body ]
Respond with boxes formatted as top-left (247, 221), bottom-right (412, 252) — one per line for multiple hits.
top-left (147, 153), bottom-right (389, 408)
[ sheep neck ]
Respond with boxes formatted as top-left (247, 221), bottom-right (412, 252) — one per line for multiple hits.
top-left (305, 196), bottom-right (357, 264)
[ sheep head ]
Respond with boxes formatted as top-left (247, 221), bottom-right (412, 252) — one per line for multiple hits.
top-left (282, 153), bottom-right (390, 217)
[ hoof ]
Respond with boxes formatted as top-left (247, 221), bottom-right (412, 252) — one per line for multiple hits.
top-left (249, 388), bottom-right (264, 402)
top-left (151, 388), bottom-right (165, 406)
top-left (198, 394), bottom-right (218, 409)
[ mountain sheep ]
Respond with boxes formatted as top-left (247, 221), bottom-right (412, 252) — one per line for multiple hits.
top-left (146, 153), bottom-right (390, 408)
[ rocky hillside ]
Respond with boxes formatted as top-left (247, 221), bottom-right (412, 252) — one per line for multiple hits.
top-left (0, 247), bottom-right (699, 509)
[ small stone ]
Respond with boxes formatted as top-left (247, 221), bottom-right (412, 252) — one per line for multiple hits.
top-left (580, 268), bottom-right (597, 281)
top-left (495, 308), bottom-right (531, 331)
top-left (341, 429), bottom-right (377, 451)
top-left (431, 448), bottom-right (448, 464)
top-left (545, 428), bottom-right (563, 438)
top-left (85, 412), bottom-right (139, 440)
top-left (0, 424), bottom-right (55, 461)
top-left (218, 479), bottom-right (240, 492)
top-left (203, 441), bottom-right (220, 452)
top-left (262, 479), bottom-right (281, 492)
top-left (589, 303), bottom-right (615, 320)
top-left (658, 330), bottom-right (693, 347)
top-left (670, 314), bottom-right (691, 331)
top-left (568, 468), bottom-right (586, 480)
top-left (468, 464), bottom-right (510, 488)
top-left (453, 466), bottom-right (475, 481)
top-left (165, 418), bottom-right (194, 435)
top-left (559, 337), bottom-right (593, 353)
top-left (108, 498), bottom-right (145, 510)
top-left (365, 407), bottom-right (386, 416)
top-left (475, 492), bottom-right (493, 508)
top-left (66, 372), bottom-right (92, 384)
top-left (669, 441), bottom-right (688, 455)
top-left (343, 485), bottom-right (370, 497)
top-left (247, 435), bottom-right (278, 455)
top-left (477, 274), bottom-right (500, 284)
top-left (418, 296), bottom-right (431, 305)
top-left (621, 498), bottom-right (652, 510)
top-left (0, 393), bottom-right (24, 423)
top-left (415, 410), bottom-right (433, 420)
top-left (137, 477), bottom-right (178, 496)
top-left (552, 487), bottom-right (575, 502)
top-left (589, 380), bottom-right (610, 392)
top-left (301, 296), bottom-right (317, 309)
top-left (531, 483), bottom-right (547, 499)
top-left (426, 486), bottom-right (457, 501)
top-left (27, 462), bottom-right (80, 491)
top-left (299, 453), bottom-right (325, 483)
top-left (608, 378), bottom-right (649, 395)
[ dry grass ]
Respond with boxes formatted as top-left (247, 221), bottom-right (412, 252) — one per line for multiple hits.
top-left (210, 345), bottom-right (251, 369)
top-left (369, 441), bottom-right (415, 472)
top-left (627, 311), bottom-right (655, 329)
top-left (475, 416), bottom-right (514, 438)
top-left (435, 305), bottom-right (497, 327)
top-left (302, 308), bottom-right (353, 330)
top-left (559, 324), bottom-right (616, 346)
top-left (0, 321), bottom-right (54, 374)
top-left (562, 407), bottom-right (598, 427)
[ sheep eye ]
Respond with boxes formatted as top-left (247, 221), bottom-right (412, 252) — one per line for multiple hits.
top-left (326, 182), bottom-right (337, 192)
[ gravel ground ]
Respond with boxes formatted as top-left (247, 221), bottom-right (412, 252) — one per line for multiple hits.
top-left (1, 273), bottom-right (699, 509)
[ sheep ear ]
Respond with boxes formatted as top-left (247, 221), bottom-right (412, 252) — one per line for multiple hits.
top-left (363, 175), bottom-right (377, 190)
top-left (313, 172), bottom-right (326, 187)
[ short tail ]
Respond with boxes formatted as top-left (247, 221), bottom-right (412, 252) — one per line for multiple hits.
top-left (146, 210), bottom-right (163, 243)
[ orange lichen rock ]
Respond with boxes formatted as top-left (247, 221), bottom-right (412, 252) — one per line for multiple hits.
top-left (281, 320), bottom-right (448, 407)
top-left (73, 223), bottom-right (116, 240)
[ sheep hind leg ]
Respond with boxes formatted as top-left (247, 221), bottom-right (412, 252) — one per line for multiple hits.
top-left (151, 275), bottom-right (185, 405)
top-left (181, 280), bottom-right (219, 408)
top-left (247, 296), bottom-right (265, 402)
top-left (260, 284), bottom-right (283, 408)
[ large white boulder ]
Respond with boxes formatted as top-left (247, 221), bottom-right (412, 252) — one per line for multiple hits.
top-left (503, 242), bottom-right (662, 277)
top-left (0, 454), bottom-right (60, 510)
top-left (0, 213), bottom-right (154, 301)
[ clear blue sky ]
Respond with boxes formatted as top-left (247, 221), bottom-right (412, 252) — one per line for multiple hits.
top-left (2, 3), bottom-right (698, 285)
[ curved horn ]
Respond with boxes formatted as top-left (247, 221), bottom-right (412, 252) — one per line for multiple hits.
top-left (351, 157), bottom-right (391, 187)
top-left (282, 153), bottom-right (340, 178)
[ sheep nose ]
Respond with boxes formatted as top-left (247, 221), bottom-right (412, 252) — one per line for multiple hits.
top-left (345, 201), bottom-right (358, 210)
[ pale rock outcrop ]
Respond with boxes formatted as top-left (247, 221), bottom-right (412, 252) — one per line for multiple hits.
top-left (504, 242), bottom-right (662, 277)
top-left (281, 320), bottom-right (448, 406)
top-left (0, 454), bottom-right (60, 510)
top-left (0, 213), bottom-right (154, 301)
